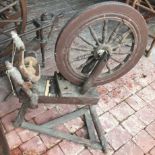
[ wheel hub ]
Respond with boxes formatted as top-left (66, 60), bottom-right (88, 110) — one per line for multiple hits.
top-left (95, 44), bottom-right (112, 56)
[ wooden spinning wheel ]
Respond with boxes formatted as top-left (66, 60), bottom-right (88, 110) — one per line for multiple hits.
top-left (55, 2), bottom-right (148, 86)
top-left (126, 0), bottom-right (155, 19)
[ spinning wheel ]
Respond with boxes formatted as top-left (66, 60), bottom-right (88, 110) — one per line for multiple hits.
top-left (126, 0), bottom-right (155, 56)
top-left (0, 0), bottom-right (27, 58)
top-left (126, 0), bottom-right (155, 14)
top-left (55, 2), bottom-right (148, 86)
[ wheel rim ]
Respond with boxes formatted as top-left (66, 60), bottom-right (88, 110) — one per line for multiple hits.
top-left (67, 15), bottom-right (138, 82)
top-left (55, 2), bottom-right (148, 86)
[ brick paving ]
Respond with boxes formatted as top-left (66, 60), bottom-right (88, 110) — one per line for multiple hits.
top-left (0, 0), bottom-right (155, 155)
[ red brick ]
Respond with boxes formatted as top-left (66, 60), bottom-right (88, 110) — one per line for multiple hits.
top-left (136, 105), bottom-right (155, 125)
top-left (34, 107), bottom-right (61, 125)
top-left (99, 112), bottom-right (119, 133)
top-left (98, 95), bottom-right (117, 112)
top-left (1, 110), bottom-right (18, 132)
top-left (59, 140), bottom-right (84, 155)
top-left (21, 150), bottom-right (40, 155)
top-left (78, 149), bottom-right (92, 155)
top-left (0, 88), bottom-right (10, 102)
top-left (134, 72), bottom-right (155, 88)
top-left (126, 94), bottom-right (147, 111)
top-left (132, 58), bottom-right (155, 87)
top-left (76, 127), bottom-right (88, 139)
top-left (150, 147), bottom-right (155, 155)
top-left (108, 86), bottom-right (131, 104)
top-left (97, 86), bottom-right (108, 95)
top-left (137, 86), bottom-right (155, 103)
top-left (0, 97), bottom-right (21, 117)
top-left (121, 67), bottom-right (140, 80)
top-left (122, 115), bottom-right (145, 136)
top-left (103, 79), bottom-right (123, 92)
top-left (114, 140), bottom-right (144, 155)
top-left (16, 128), bottom-right (38, 142)
top-left (123, 78), bottom-right (142, 94)
top-left (20, 136), bottom-right (46, 154)
top-left (1, 123), bottom-right (6, 133)
top-left (11, 148), bottom-right (22, 155)
top-left (150, 81), bottom-right (155, 90)
top-left (6, 130), bottom-right (22, 149)
top-left (47, 145), bottom-right (64, 155)
top-left (146, 121), bottom-right (155, 139)
top-left (106, 126), bottom-right (132, 150)
top-left (110, 102), bottom-right (134, 122)
top-left (25, 104), bottom-right (47, 120)
top-left (89, 149), bottom-right (106, 155)
top-left (95, 104), bottom-right (104, 116)
top-left (45, 104), bottom-right (56, 110)
top-left (64, 117), bottom-right (84, 133)
top-left (136, 56), bottom-right (155, 75)
top-left (133, 130), bottom-right (155, 153)
top-left (149, 99), bottom-right (155, 108)
top-left (56, 104), bottom-right (77, 116)
top-left (55, 124), bottom-right (69, 133)
top-left (40, 134), bottom-right (61, 149)
top-left (0, 77), bottom-right (11, 92)
top-left (89, 144), bottom-right (114, 155)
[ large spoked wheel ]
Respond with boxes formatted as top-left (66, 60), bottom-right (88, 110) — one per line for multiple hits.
top-left (0, 0), bottom-right (27, 58)
top-left (55, 2), bottom-right (148, 86)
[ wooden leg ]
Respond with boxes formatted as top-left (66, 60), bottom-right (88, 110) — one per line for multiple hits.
top-left (0, 122), bottom-right (10, 155)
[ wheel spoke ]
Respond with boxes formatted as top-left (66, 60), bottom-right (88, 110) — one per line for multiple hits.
top-left (110, 56), bottom-right (124, 65)
top-left (106, 63), bottom-right (112, 73)
top-left (112, 29), bottom-right (132, 50)
top-left (71, 53), bottom-right (92, 62)
top-left (0, 3), bottom-right (6, 7)
top-left (102, 19), bottom-right (108, 43)
top-left (76, 61), bottom-right (88, 70)
top-left (111, 52), bottom-right (131, 55)
top-left (120, 29), bottom-right (132, 43)
top-left (71, 47), bottom-right (92, 52)
top-left (0, 13), bottom-right (7, 19)
top-left (0, 1), bottom-right (18, 13)
top-left (78, 35), bottom-right (95, 48)
top-left (112, 47), bottom-right (131, 55)
top-left (0, 19), bottom-right (22, 23)
top-left (108, 22), bottom-right (122, 43)
top-left (88, 26), bottom-right (100, 45)
top-left (123, 43), bottom-right (132, 47)
top-left (0, 28), bottom-right (11, 37)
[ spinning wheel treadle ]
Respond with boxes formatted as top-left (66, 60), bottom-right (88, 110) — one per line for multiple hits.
top-left (55, 2), bottom-right (148, 86)
top-left (4, 32), bottom-right (106, 152)
top-left (14, 73), bottom-right (107, 152)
